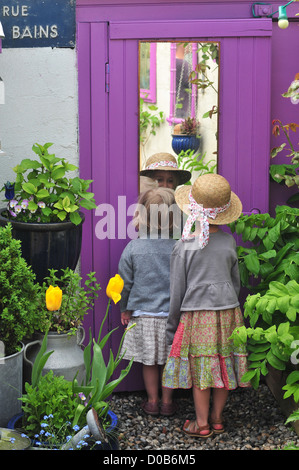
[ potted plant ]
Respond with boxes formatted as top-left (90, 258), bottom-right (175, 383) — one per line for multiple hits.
top-left (23, 267), bottom-right (101, 384)
top-left (9, 274), bottom-right (135, 450)
top-left (172, 117), bottom-right (201, 155)
top-left (0, 142), bottom-right (97, 283)
top-left (0, 224), bottom-right (40, 426)
top-left (229, 206), bottom-right (299, 434)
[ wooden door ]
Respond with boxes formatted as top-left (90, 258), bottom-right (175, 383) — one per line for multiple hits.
top-left (78, 18), bottom-right (272, 391)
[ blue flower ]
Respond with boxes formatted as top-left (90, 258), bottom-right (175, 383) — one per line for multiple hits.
top-left (4, 182), bottom-right (15, 200)
top-left (72, 425), bottom-right (80, 432)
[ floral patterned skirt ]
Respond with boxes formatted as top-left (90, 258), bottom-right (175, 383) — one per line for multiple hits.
top-left (162, 308), bottom-right (250, 391)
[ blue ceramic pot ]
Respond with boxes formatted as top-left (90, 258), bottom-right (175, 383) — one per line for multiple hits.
top-left (8, 410), bottom-right (119, 450)
top-left (171, 134), bottom-right (201, 155)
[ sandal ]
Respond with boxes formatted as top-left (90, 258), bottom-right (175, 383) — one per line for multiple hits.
top-left (141, 400), bottom-right (159, 416)
top-left (210, 418), bottom-right (225, 434)
top-left (160, 401), bottom-right (178, 416)
top-left (183, 420), bottom-right (213, 438)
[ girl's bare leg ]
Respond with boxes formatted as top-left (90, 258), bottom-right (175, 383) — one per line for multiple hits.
top-left (142, 364), bottom-right (159, 403)
top-left (210, 388), bottom-right (229, 431)
top-left (192, 386), bottom-right (211, 427)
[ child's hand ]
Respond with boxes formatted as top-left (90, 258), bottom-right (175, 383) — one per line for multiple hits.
top-left (121, 310), bottom-right (132, 326)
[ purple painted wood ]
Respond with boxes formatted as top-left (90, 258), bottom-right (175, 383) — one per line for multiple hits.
top-left (110, 19), bottom-right (272, 39)
top-left (108, 37), bottom-right (143, 389)
top-left (218, 33), bottom-right (272, 214)
top-left (78, 21), bottom-right (111, 345)
top-left (76, 1), bottom-right (297, 392)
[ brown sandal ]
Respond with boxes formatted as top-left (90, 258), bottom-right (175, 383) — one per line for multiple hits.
top-left (210, 418), bottom-right (224, 434)
top-left (183, 420), bottom-right (213, 438)
top-left (141, 400), bottom-right (159, 416)
top-left (160, 401), bottom-right (178, 416)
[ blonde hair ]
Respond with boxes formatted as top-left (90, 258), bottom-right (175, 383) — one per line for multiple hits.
top-left (139, 176), bottom-right (159, 193)
top-left (134, 187), bottom-right (176, 236)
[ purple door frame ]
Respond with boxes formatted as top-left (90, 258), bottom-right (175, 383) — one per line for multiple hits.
top-left (77, 13), bottom-right (272, 391)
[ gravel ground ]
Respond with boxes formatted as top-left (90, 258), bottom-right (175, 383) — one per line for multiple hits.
top-left (109, 384), bottom-right (299, 451)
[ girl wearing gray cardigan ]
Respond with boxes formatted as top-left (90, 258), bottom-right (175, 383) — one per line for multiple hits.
top-left (162, 174), bottom-right (250, 438)
top-left (119, 187), bottom-right (179, 417)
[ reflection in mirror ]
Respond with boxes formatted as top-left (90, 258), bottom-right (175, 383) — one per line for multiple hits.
top-left (139, 41), bottom-right (219, 192)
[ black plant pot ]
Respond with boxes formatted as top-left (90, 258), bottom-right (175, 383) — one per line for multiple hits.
top-left (0, 210), bottom-right (85, 284)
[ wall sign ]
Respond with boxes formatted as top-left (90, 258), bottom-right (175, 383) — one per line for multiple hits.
top-left (0, 0), bottom-right (75, 48)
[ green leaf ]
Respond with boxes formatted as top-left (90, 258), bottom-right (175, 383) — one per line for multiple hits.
top-left (51, 167), bottom-right (66, 180)
top-left (248, 351), bottom-right (267, 361)
top-left (269, 281), bottom-right (289, 297)
top-left (286, 370), bottom-right (299, 385)
top-left (277, 322), bottom-right (290, 336)
top-left (36, 189), bottom-right (50, 199)
top-left (286, 306), bottom-right (297, 322)
top-left (80, 199), bottom-right (97, 210)
top-left (28, 200), bottom-right (38, 211)
top-left (70, 211), bottom-right (82, 225)
top-left (31, 331), bottom-right (54, 388)
top-left (266, 350), bottom-right (286, 370)
top-left (259, 250), bottom-right (276, 261)
top-left (291, 294), bottom-right (299, 309)
top-left (244, 253), bottom-right (260, 276)
top-left (22, 182), bottom-right (37, 194)
top-left (276, 295), bottom-right (290, 314)
top-left (57, 211), bottom-right (67, 221)
top-left (17, 158), bottom-right (41, 172)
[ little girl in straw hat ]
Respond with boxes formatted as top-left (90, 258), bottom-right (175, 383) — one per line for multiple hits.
top-left (118, 187), bottom-right (179, 416)
top-left (162, 173), bottom-right (250, 438)
top-left (140, 152), bottom-right (191, 189)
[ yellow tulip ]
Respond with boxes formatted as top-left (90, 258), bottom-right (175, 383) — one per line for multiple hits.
top-left (46, 285), bottom-right (63, 311)
top-left (106, 274), bottom-right (124, 304)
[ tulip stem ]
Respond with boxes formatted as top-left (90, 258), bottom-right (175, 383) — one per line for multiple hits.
top-left (97, 298), bottom-right (111, 344)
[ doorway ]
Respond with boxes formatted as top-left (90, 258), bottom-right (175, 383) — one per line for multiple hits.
top-left (77, 18), bottom-right (272, 390)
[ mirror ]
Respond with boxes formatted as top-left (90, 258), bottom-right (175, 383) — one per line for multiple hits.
top-left (139, 41), bottom-right (219, 191)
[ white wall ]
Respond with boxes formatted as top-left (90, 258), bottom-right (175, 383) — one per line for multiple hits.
top-left (0, 47), bottom-right (78, 188)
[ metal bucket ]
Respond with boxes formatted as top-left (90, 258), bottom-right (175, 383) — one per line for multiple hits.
top-left (0, 344), bottom-right (24, 427)
top-left (24, 327), bottom-right (86, 384)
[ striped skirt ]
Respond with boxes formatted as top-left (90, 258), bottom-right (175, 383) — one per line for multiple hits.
top-left (162, 308), bottom-right (251, 391)
top-left (121, 316), bottom-right (169, 366)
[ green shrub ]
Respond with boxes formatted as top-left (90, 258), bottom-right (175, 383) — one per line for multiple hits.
top-left (0, 224), bottom-right (40, 355)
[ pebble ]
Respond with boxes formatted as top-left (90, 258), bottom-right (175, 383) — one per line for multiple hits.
top-left (109, 384), bottom-right (299, 451)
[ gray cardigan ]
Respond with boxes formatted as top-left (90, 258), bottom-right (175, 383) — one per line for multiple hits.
top-left (118, 237), bottom-right (177, 314)
top-left (166, 230), bottom-right (241, 346)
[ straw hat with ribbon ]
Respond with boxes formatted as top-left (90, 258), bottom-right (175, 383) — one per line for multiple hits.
top-left (175, 173), bottom-right (242, 248)
top-left (140, 152), bottom-right (191, 186)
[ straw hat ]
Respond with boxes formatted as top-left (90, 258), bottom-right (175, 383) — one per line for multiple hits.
top-left (175, 173), bottom-right (242, 225)
top-left (140, 152), bottom-right (191, 186)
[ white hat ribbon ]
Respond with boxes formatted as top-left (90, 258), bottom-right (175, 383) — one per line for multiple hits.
top-left (182, 191), bottom-right (230, 248)
top-left (145, 160), bottom-right (178, 170)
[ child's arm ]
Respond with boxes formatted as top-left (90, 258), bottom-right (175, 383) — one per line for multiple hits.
top-left (118, 242), bottom-right (134, 316)
top-left (166, 250), bottom-right (186, 346)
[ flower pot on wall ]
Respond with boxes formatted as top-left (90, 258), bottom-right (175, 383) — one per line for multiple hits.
top-left (23, 328), bottom-right (86, 384)
top-left (0, 210), bottom-right (85, 284)
top-left (0, 344), bottom-right (24, 427)
top-left (171, 134), bottom-right (201, 155)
